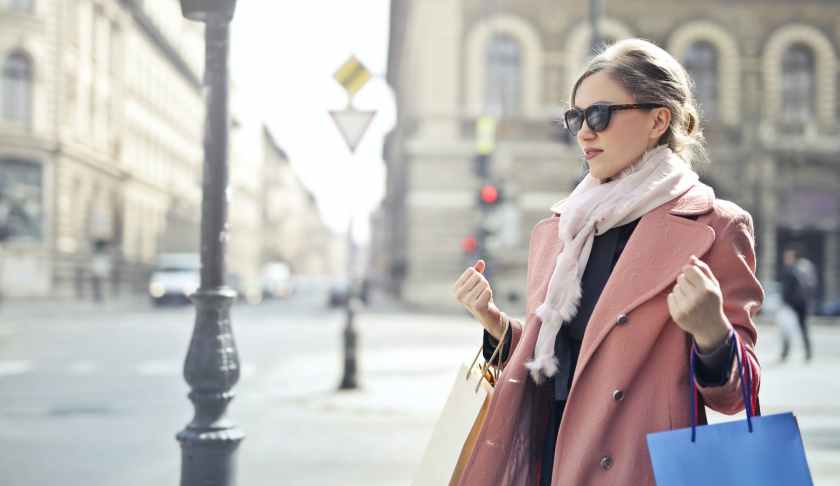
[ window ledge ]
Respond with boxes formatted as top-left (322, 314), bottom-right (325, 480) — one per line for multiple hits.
top-left (0, 10), bottom-right (43, 31)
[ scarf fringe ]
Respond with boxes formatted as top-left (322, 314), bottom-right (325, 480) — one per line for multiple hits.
top-left (525, 354), bottom-right (560, 384)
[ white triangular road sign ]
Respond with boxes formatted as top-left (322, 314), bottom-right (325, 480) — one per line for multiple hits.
top-left (329, 108), bottom-right (376, 153)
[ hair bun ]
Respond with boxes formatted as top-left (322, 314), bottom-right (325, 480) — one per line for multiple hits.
top-left (686, 112), bottom-right (697, 134)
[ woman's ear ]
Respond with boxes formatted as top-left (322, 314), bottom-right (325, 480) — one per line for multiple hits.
top-left (650, 107), bottom-right (671, 140)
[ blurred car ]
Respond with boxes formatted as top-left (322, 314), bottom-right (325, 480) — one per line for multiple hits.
top-left (261, 262), bottom-right (294, 300)
top-left (327, 277), bottom-right (370, 308)
top-left (816, 299), bottom-right (840, 317)
top-left (148, 253), bottom-right (200, 306)
top-left (328, 278), bottom-right (351, 308)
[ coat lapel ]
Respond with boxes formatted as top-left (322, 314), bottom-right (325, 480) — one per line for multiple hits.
top-left (571, 185), bottom-right (716, 386)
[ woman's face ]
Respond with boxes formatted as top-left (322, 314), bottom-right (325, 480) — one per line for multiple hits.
top-left (572, 70), bottom-right (670, 182)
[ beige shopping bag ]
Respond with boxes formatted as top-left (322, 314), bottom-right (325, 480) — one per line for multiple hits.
top-left (449, 377), bottom-right (493, 486)
top-left (412, 319), bottom-right (509, 486)
top-left (411, 359), bottom-right (492, 486)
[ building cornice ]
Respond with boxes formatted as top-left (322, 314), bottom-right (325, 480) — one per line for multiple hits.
top-left (118, 0), bottom-right (202, 91)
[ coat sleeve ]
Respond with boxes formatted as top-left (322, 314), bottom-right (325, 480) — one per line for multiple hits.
top-left (482, 317), bottom-right (524, 366)
top-left (696, 211), bottom-right (764, 415)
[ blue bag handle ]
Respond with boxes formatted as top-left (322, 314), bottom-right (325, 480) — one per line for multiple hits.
top-left (688, 333), bottom-right (757, 442)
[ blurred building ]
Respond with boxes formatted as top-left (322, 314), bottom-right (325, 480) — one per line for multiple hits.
top-left (261, 126), bottom-right (336, 276)
top-left (0, 0), bottom-right (205, 298)
top-left (0, 0), bottom-right (336, 300)
top-left (380, 0), bottom-right (840, 312)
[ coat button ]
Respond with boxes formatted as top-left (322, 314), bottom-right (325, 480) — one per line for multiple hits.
top-left (612, 389), bottom-right (625, 401)
top-left (616, 314), bottom-right (629, 325)
top-left (600, 455), bottom-right (614, 470)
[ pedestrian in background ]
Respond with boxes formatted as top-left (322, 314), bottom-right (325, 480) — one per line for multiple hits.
top-left (795, 252), bottom-right (818, 314)
top-left (90, 239), bottom-right (111, 303)
top-left (780, 246), bottom-right (813, 362)
top-left (453, 38), bottom-right (763, 486)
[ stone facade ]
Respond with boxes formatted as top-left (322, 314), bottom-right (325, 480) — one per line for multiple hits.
top-left (0, 0), bottom-right (206, 298)
top-left (380, 0), bottom-right (840, 313)
top-left (0, 0), bottom-right (336, 300)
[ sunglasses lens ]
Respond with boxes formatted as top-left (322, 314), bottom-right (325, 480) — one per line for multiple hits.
top-left (587, 105), bottom-right (611, 132)
top-left (564, 110), bottom-right (583, 135)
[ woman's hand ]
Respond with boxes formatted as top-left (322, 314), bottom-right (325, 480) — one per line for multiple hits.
top-left (667, 255), bottom-right (731, 352)
top-left (454, 259), bottom-right (503, 338)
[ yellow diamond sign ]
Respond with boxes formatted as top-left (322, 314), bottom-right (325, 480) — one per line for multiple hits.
top-left (334, 55), bottom-right (372, 98)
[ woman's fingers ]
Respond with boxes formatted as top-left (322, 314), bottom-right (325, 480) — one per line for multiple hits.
top-left (477, 287), bottom-right (491, 306)
top-left (666, 291), bottom-right (680, 318)
top-left (690, 255), bottom-right (718, 283)
top-left (466, 279), bottom-right (487, 303)
top-left (676, 272), bottom-right (697, 290)
top-left (681, 267), bottom-right (710, 293)
top-left (473, 259), bottom-right (486, 273)
top-left (673, 280), bottom-right (691, 301)
top-left (454, 267), bottom-right (474, 289)
top-left (455, 271), bottom-right (480, 297)
top-left (455, 260), bottom-right (486, 291)
top-left (456, 272), bottom-right (488, 303)
top-left (454, 262), bottom-right (492, 315)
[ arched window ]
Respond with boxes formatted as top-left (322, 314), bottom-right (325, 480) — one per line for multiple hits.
top-left (0, 159), bottom-right (43, 241)
top-left (485, 34), bottom-right (521, 117)
top-left (2, 51), bottom-right (33, 125)
top-left (684, 41), bottom-right (719, 122)
top-left (781, 43), bottom-right (816, 126)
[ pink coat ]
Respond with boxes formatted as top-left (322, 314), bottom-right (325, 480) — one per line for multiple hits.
top-left (458, 182), bottom-right (764, 486)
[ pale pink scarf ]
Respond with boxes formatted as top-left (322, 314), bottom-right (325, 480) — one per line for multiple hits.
top-left (525, 145), bottom-right (699, 383)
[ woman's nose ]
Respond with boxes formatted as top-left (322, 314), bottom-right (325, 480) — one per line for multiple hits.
top-left (577, 121), bottom-right (596, 141)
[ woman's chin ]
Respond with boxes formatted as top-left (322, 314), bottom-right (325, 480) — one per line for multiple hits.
top-left (590, 167), bottom-right (617, 183)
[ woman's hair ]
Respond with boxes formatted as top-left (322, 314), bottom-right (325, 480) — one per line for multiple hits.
top-left (570, 38), bottom-right (707, 165)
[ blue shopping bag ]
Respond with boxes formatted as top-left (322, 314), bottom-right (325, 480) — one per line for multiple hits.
top-left (647, 336), bottom-right (813, 486)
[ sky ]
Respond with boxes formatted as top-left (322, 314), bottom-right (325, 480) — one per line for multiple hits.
top-left (230, 1), bottom-right (395, 244)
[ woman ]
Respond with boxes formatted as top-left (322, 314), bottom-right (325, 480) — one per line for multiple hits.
top-left (453, 38), bottom-right (763, 486)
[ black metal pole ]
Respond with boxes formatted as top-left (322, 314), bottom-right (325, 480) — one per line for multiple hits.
top-left (339, 216), bottom-right (359, 390)
top-left (176, 12), bottom-right (244, 486)
top-left (590, 0), bottom-right (602, 55)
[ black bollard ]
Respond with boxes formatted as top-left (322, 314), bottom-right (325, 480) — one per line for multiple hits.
top-left (339, 296), bottom-right (361, 390)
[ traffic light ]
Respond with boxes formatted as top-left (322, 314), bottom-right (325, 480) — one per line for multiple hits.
top-left (473, 154), bottom-right (489, 178)
top-left (461, 235), bottom-right (478, 254)
top-left (479, 183), bottom-right (502, 208)
top-left (474, 115), bottom-right (496, 178)
top-left (475, 116), bottom-right (496, 156)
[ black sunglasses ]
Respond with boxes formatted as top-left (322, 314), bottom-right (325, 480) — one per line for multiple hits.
top-left (561, 103), bottom-right (664, 136)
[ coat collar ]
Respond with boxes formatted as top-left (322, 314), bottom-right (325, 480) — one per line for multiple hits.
top-left (667, 181), bottom-right (715, 216)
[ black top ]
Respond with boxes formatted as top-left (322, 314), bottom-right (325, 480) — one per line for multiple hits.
top-left (484, 217), bottom-right (734, 402)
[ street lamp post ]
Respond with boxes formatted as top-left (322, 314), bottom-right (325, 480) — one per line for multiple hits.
top-left (590, 0), bottom-right (602, 55)
top-left (176, 2), bottom-right (243, 486)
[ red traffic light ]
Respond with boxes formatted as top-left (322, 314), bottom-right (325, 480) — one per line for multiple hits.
top-left (480, 184), bottom-right (499, 205)
top-left (462, 235), bottom-right (478, 253)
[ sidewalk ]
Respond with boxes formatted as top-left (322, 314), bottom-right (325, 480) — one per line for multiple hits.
top-left (250, 310), bottom-right (840, 485)
top-left (253, 310), bottom-right (478, 416)
top-left (0, 294), bottom-right (151, 321)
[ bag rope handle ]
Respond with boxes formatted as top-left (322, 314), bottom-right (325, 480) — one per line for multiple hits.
top-left (689, 332), bottom-right (758, 442)
top-left (468, 311), bottom-right (510, 393)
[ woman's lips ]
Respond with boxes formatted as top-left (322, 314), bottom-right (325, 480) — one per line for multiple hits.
top-left (585, 149), bottom-right (603, 160)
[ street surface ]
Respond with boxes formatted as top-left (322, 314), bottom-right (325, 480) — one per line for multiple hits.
top-left (0, 292), bottom-right (838, 485)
